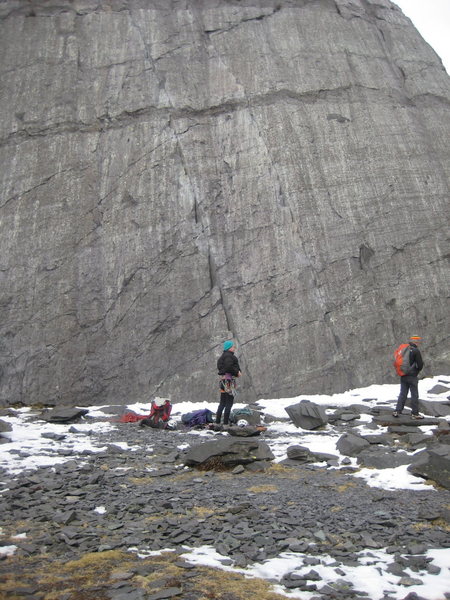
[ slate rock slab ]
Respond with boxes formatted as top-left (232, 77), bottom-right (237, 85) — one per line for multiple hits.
top-left (373, 414), bottom-right (440, 427)
top-left (183, 438), bottom-right (274, 467)
top-left (428, 384), bottom-right (450, 395)
top-left (336, 432), bottom-right (370, 456)
top-left (285, 400), bottom-right (328, 430)
top-left (356, 448), bottom-right (412, 469)
top-left (41, 407), bottom-right (89, 423)
top-left (408, 444), bottom-right (450, 490)
top-left (286, 445), bottom-right (315, 463)
top-left (418, 400), bottom-right (450, 417)
top-left (361, 434), bottom-right (392, 445)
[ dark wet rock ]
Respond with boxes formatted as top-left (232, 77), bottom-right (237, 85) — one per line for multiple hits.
top-left (336, 432), bottom-right (370, 456)
top-left (285, 400), bottom-right (328, 430)
top-left (408, 444), bottom-right (450, 489)
top-left (41, 407), bottom-right (89, 423)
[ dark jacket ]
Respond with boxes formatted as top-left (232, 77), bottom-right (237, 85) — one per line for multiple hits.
top-left (217, 350), bottom-right (241, 377)
top-left (405, 343), bottom-right (423, 377)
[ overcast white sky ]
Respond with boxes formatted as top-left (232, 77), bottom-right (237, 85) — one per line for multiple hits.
top-left (394, 0), bottom-right (450, 73)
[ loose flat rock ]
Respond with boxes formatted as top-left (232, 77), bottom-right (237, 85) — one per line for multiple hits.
top-left (428, 384), bottom-right (450, 395)
top-left (41, 408), bottom-right (89, 423)
top-left (373, 415), bottom-right (440, 427)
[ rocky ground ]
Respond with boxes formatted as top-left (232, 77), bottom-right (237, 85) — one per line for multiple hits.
top-left (1, 402), bottom-right (450, 600)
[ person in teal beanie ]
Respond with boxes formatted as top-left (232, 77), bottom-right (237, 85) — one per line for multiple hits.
top-left (216, 341), bottom-right (242, 425)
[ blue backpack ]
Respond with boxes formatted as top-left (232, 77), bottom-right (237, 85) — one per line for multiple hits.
top-left (182, 409), bottom-right (214, 428)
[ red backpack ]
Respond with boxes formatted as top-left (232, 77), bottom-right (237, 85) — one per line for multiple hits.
top-left (393, 343), bottom-right (413, 376)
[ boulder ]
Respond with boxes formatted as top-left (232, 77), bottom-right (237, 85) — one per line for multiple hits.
top-left (183, 438), bottom-right (274, 468)
top-left (286, 445), bottom-right (315, 463)
top-left (336, 432), bottom-right (370, 457)
top-left (285, 400), bottom-right (328, 430)
top-left (41, 407), bottom-right (89, 423)
top-left (408, 445), bottom-right (450, 490)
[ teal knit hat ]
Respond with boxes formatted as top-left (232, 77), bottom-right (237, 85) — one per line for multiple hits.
top-left (223, 340), bottom-right (234, 351)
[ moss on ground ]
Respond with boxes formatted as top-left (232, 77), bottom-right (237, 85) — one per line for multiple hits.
top-left (0, 549), bottom-right (289, 600)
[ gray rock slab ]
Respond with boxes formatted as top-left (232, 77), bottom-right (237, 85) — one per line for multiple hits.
top-left (418, 400), bottom-right (450, 417)
top-left (285, 400), bottom-right (328, 430)
top-left (184, 438), bottom-right (274, 467)
top-left (287, 445), bottom-right (315, 462)
top-left (361, 434), bottom-right (392, 445)
top-left (356, 448), bottom-right (412, 469)
top-left (374, 415), bottom-right (440, 427)
top-left (428, 384), bottom-right (450, 395)
top-left (336, 432), bottom-right (370, 456)
top-left (408, 445), bottom-right (450, 490)
top-left (41, 408), bottom-right (89, 423)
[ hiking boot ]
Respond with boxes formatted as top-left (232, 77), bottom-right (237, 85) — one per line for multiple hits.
top-left (392, 411), bottom-right (401, 417)
top-left (411, 413), bottom-right (424, 420)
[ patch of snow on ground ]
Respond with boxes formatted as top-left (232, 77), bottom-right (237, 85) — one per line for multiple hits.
top-left (0, 412), bottom-right (113, 476)
top-left (354, 464), bottom-right (433, 491)
top-left (0, 545), bottom-right (17, 556)
top-left (179, 545), bottom-right (450, 600)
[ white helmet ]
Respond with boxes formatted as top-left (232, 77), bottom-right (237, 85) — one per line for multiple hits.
top-left (237, 419), bottom-right (248, 428)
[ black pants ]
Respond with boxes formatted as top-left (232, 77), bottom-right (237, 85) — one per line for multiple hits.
top-left (216, 393), bottom-right (234, 425)
top-left (396, 375), bottom-right (419, 415)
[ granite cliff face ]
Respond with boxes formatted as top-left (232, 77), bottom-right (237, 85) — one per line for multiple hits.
top-left (0, 0), bottom-right (449, 407)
